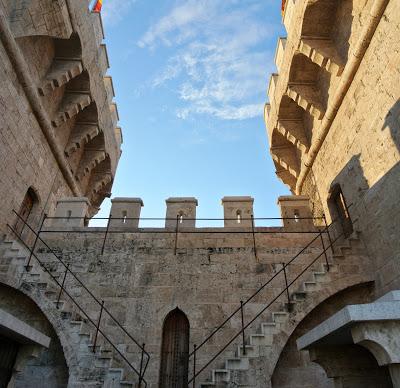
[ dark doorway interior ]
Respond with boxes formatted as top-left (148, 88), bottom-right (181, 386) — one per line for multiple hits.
top-left (14, 188), bottom-right (37, 237)
top-left (159, 308), bottom-right (190, 388)
top-left (0, 335), bottom-right (19, 388)
top-left (330, 185), bottom-right (353, 238)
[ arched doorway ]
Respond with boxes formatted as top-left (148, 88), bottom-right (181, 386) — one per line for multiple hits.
top-left (159, 308), bottom-right (189, 388)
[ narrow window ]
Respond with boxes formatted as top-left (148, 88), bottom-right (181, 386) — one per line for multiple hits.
top-left (67, 210), bottom-right (72, 222)
top-left (294, 210), bottom-right (299, 223)
top-left (236, 210), bottom-right (242, 224)
top-left (178, 212), bottom-right (184, 224)
top-left (122, 210), bottom-right (127, 224)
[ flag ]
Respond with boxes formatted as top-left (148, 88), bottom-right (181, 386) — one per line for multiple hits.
top-left (92, 0), bottom-right (103, 13)
top-left (281, 0), bottom-right (286, 16)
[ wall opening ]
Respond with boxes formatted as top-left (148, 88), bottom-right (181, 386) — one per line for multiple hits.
top-left (329, 185), bottom-right (353, 238)
top-left (14, 187), bottom-right (39, 236)
top-left (159, 308), bottom-right (190, 388)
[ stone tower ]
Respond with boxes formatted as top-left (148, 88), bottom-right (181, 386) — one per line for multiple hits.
top-left (0, 1), bottom-right (399, 388)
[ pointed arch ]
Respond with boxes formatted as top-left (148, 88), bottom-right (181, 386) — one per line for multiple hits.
top-left (159, 308), bottom-right (190, 388)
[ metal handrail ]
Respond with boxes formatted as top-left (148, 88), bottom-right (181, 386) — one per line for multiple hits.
top-left (187, 222), bottom-right (342, 385)
top-left (8, 210), bottom-right (150, 386)
top-left (42, 216), bottom-right (326, 221)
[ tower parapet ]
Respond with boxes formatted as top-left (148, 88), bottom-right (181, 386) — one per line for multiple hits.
top-left (221, 196), bottom-right (254, 228)
top-left (165, 198), bottom-right (198, 229)
top-left (277, 195), bottom-right (314, 231)
top-left (110, 198), bottom-right (143, 229)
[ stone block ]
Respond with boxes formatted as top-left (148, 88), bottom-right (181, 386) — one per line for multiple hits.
top-left (278, 195), bottom-right (315, 231)
top-left (221, 196), bottom-right (254, 228)
top-left (51, 197), bottom-right (89, 228)
top-left (165, 197), bottom-right (198, 228)
top-left (110, 197), bottom-right (143, 229)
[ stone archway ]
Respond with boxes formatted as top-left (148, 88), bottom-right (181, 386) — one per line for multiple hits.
top-left (271, 282), bottom-right (376, 388)
top-left (0, 282), bottom-right (70, 387)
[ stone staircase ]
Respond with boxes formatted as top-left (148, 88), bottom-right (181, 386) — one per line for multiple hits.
top-left (0, 239), bottom-right (143, 388)
top-left (198, 233), bottom-right (371, 388)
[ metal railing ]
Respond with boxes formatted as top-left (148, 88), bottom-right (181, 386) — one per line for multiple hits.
top-left (36, 214), bottom-right (331, 258)
top-left (7, 210), bottom-right (150, 387)
top-left (186, 220), bottom-right (341, 387)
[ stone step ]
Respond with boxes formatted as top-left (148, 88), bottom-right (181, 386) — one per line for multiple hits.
top-left (249, 333), bottom-right (272, 346)
top-left (212, 369), bottom-right (230, 383)
top-left (105, 368), bottom-right (125, 384)
top-left (225, 357), bottom-right (249, 370)
top-left (291, 290), bottom-right (307, 301)
top-left (237, 344), bottom-right (259, 358)
top-left (313, 271), bottom-right (329, 282)
top-left (3, 247), bottom-right (24, 258)
top-left (303, 281), bottom-right (319, 292)
top-left (272, 311), bottom-right (289, 323)
top-left (120, 381), bottom-right (135, 388)
top-left (260, 322), bottom-right (277, 335)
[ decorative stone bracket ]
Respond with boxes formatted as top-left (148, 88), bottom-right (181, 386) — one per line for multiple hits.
top-left (297, 291), bottom-right (400, 387)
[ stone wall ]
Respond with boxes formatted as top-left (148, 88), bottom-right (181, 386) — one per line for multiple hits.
top-left (37, 225), bottom-right (326, 385)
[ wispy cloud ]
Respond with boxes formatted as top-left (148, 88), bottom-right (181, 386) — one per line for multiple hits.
top-left (138, 0), bottom-right (277, 121)
top-left (101, 0), bottom-right (137, 25)
top-left (138, 0), bottom-right (214, 48)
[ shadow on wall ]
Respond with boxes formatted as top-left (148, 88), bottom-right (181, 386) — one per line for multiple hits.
top-left (382, 99), bottom-right (400, 154)
top-left (329, 154), bottom-right (370, 205)
top-left (327, 154), bottom-right (369, 238)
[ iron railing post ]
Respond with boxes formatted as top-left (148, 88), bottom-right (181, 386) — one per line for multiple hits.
top-left (25, 214), bottom-right (46, 271)
top-left (174, 215), bottom-right (179, 255)
top-left (101, 216), bottom-right (111, 255)
top-left (193, 344), bottom-right (197, 388)
top-left (56, 263), bottom-right (69, 309)
top-left (138, 343), bottom-right (145, 387)
top-left (323, 214), bottom-right (334, 254)
top-left (240, 301), bottom-right (246, 356)
top-left (282, 263), bottom-right (291, 310)
top-left (251, 215), bottom-right (257, 260)
top-left (320, 231), bottom-right (330, 272)
top-left (93, 300), bottom-right (104, 353)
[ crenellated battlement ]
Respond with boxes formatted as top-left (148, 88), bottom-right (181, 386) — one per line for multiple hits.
top-left (47, 195), bottom-right (318, 231)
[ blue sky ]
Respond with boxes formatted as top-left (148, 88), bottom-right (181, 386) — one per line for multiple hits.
top-left (95, 0), bottom-right (289, 226)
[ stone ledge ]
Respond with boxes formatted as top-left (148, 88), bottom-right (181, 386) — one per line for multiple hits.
top-left (0, 309), bottom-right (51, 348)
